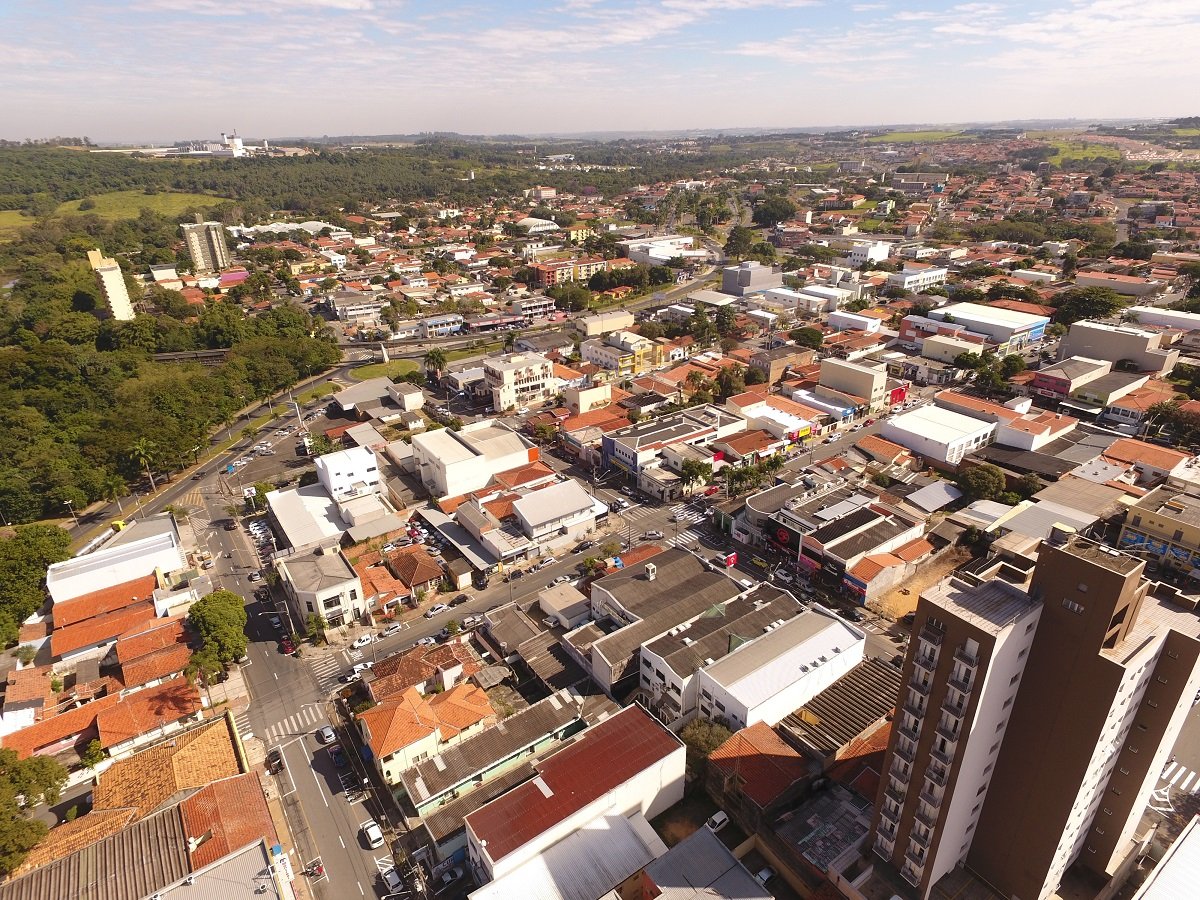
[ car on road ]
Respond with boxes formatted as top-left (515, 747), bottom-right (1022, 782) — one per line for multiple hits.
top-left (706, 810), bottom-right (729, 833)
top-left (619, 486), bottom-right (635, 497)
top-left (837, 608), bottom-right (865, 623)
top-left (280, 637), bottom-right (295, 654)
top-left (317, 726), bottom-right (336, 744)
top-left (352, 661), bottom-right (374, 674)
top-left (505, 569), bottom-right (525, 581)
top-left (704, 485), bottom-right (720, 496)
top-left (643, 530), bottom-right (664, 540)
top-left (415, 636), bottom-right (437, 647)
top-left (266, 749), bottom-right (284, 774)
top-left (224, 521), bottom-right (238, 531)
top-left (339, 671), bottom-right (362, 684)
top-left (362, 820), bottom-right (385, 849)
top-left (450, 593), bottom-right (470, 607)
top-left (329, 744), bottom-right (347, 768)
top-left (461, 614), bottom-right (482, 629)
top-left (550, 574), bottom-right (572, 587)
top-left (574, 539), bottom-right (596, 553)
top-left (380, 623), bottom-right (403, 638)
top-left (424, 603), bottom-right (449, 619)
top-left (351, 634), bottom-right (373, 649)
top-left (865, 418), bottom-right (875, 426)
top-left (268, 615), bottom-right (283, 631)
top-left (381, 867), bottom-right (404, 893)
top-left (436, 867), bottom-right (465, 889)
top-left (201, 559), bottom-right (215, 570)
top-left (754, 866), bottom-right (776, 886)
top-left (248, 571), bottom-right (262, 583)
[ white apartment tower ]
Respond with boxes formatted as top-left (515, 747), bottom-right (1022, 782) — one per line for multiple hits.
top-left (181, 221), bottom-right (231, 273)
top-left (87, 248), bottom-right (135, 321)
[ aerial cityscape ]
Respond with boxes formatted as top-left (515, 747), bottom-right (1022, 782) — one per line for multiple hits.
top-left (3, 4), bottom-right (1200, 900)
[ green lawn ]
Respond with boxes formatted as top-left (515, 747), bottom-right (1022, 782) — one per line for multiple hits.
top-left (1173, 128), bottom-right (1200, 136)
top-left (295, 381), bottom-right (339, 403)
top-left (56, 190), bottom-right (219, 219)
top-left (0, 209), bottom-right (29, 240)
top-left (866, 130), bottom-right (964, 143)
top-left (349, 359), bottom-right (419, 381)
top-left (447, 341), bottom-right (501, 362)
top-left (1047, 140), bottom-right (1121, 166)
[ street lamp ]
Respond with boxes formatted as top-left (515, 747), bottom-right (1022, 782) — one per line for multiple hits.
top-left (63, 499), bottom-right (80, 528)
top-left (287, 400), bottom-right (306, 435)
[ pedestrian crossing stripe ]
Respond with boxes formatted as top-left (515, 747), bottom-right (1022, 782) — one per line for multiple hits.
top-left (264, 705), bottom-right (325, 743)
top-left (1160, 761), bottom-right (1200, 794)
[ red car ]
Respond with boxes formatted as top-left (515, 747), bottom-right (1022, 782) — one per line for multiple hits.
top-left (280, 637), bottom-right (296, 654)
top-left (704, 485), bottom-right (720, 496)
top-left (865, 418), bottom-right (875, 426)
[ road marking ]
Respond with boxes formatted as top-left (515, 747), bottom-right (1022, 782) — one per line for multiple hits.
top-left (358, 883), bottom-right (364, 896)
top-left (1171, 767), bottom-right (1186, 786)
top-left (307, 756), bottom-right (330, 807)
top-left (1182, 771), bottom-right (1196, 792)
top-left (339, 835), bottom-right (345, 849)
top-left (1164, 762), bottom-right (1179, 778)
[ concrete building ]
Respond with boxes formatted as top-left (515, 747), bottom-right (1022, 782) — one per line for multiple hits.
top-left (1059, 320), bottom-right (1180, 375)
top-left (275, 542), bottom-right (364, 627)
top-left (512, 480), bottom-right (597, 543)
top-left (181, 222), bottom-right (231, 273)
top-left (819, 358), bottom-right (889, 413)
top-left (315, 445), bottom-right (380, 502)
top-left (749, 346), bottom-right (816, 384)
top-left (888, 266), bottom-right (948, 293)
top-left (881, 405), bottom-right (995, 466)
top-left (411, 422), bottom-right (536, 499)
top-left (921, 334), bottom-right (985, 365)
top-left (721, 260), bottom-right (782, 296)
top-left (580, 331), bottom-right (662, 377)
top-left (87, 249), bottom-right (135, 321)
top-left (602, 406), bottom-right (745, 476)
top-left (872, 533), bottom-right (1200, 900)
top-left (464, 705), bottom-right (684, 886)
top-left (1075, 271), bottom-right (1163, 297)
top-left (848, 240), bottom-right (891, 267)
top-left (1127, 305), bottom-right (1200, 332)
top-left (1118, 487), bottom-right (1200, 575)
top-left (575, 310), bottom-right (635, 337)
top-left (483, 352), bottom-right (555, 412)
top-left (914, 302), bottom-right (1048, 354)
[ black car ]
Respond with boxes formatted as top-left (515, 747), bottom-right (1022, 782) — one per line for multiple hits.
top-left (838, 608), bottom-right (865, 623)
top-left (450, 593), bottom-right (470, 607)
top-left (266, 749), bottom-right (284, 774)
top-left (574, 540), bottom-right (597, 553)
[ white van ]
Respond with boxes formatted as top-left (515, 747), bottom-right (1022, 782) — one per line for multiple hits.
top-left (706, 810), bottom-right (729, 833)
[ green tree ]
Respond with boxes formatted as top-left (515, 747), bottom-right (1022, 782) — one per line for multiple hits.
top-left (423, 347), bottom-right (447, 378)
top-left (789, 327), bottom-right (823, 350)
top-left (954, 351), bottom-right (984, 370)
top-left (679, 459), bottom-right (713, 491)
top-left (1053, 286), bottom-right (1126, 325)
top-left (79, 739), bottom-right (105, 769)
top-left (0, 747), bottom-right (67, 875)
top-left (723, 226), bottom-right (755, 259)
top-left (0, 526), bottom-right (72, 646)
top-left (999, 354), bottom-right (1027, 378)
top-left (679, 717), bottom-right (733, 775)
top-left (127, 438), bottom-right (159, 491)
top-left (187, 589), bottom-right (249, 667)
top-left (956, 463), bottom-right (1007, 501)
top-left (751, 196), bottom-right (797, 227)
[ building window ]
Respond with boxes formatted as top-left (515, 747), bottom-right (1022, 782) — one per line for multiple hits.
top-left (1062, 598), bottom-right (1085, 614)
top-left (350, 589), bottom-right (358, 601)
top-left (643, 658), bottom-right (651, 668)
top-left (1010, 672), bottom-right (1021, 685)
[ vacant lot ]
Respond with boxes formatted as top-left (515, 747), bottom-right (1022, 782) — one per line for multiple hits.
top-left (1047, 140), bottom-right (1121, 166)
top-left (0, 209), bottom-right (28, 240)
top-left (57, 190), bottom-right (218, 219)
top-left (866, 130), bottom-right (963, 143)
top-left (348, 359), bottom-right (419, 381)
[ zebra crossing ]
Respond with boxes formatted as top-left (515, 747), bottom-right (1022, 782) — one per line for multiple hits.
top-left (262, 704), bottom-right (327, 745)
top-left (309, 654), bottom-right (347, 692)
top-left (1160, 760), bottom-right (1200, 794)
top-left (233, 711), bottom-right (253, 740)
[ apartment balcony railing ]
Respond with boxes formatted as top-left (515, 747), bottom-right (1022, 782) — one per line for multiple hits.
top-left (919, 626), bottom-right (944, 647)
top-left (954, 647), bottom-right (979, 669)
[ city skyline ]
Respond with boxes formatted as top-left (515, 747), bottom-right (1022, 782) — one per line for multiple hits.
top-left (1, 0), bottom-right (1196, 143)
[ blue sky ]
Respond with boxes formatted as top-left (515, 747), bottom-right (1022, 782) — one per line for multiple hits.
top-left (0, 0), bottom-right (1195, 142)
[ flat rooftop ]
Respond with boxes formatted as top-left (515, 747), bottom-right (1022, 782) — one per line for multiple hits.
top-left (885, 404), bottom-right (997, 441)
top-left (922, 576), bottom-right (1037, 635)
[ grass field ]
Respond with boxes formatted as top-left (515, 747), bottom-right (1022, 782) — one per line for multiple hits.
top-left (1174, 128), bottom-right (1200, 136)
top-left (1047, 140), bottom-right (1121, 166)
top-left (349, 359), bottom-right (420, 381)
top-left (866, 130), bottom-right (963, 143)
top-left (56, 190), bottom-right (218, 219)
top-left (0, 210), bottom-right (29, 240)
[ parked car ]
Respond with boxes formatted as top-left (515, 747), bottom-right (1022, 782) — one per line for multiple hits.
top-left (329, 744), bottom-right (347, 768)
top-left (706, 810), bottom-right (729, 833)
top-left (381, 543), bottom-right (396, 554)
top-left (280, 637), bottom-right (295, 654)
top-left (550, 574), bottom-right (571, 586)
top-left (316, 726), bottom-right (336, 744)
top-left (704, 485), bottom-right (720, 496)
top-left (450, 593), bottom-right (470, 607)
top-left (339, 672), bottom-right (362, 685)
top-left (838, 608), bottom-right (865, 623)
top-left (381, 867), bottom-right (403, 893)
top-left (436, 867), bottom-right (464, 888)
top-left (351, 634), bottom-right (373, 649)
top-left (574, 540), bottom-right (596, 553)
top-left (415, 636), bottom-right (437, 647)
top-left (352, 661), bottom-right (374, 674)
top-left (424, 603), bottom-right (449, 619)
top-left (269, 615), bottom-right (283, 631)
top-left (380, 623), bottom-right (403, 638)
top-left (461, 615), bottom-right (483, 629)
top-left (754, 866), bottom-right (776, 886)
top-left (248, 571), bottom-right (263, 583)
top-left (201, 559), bottom-right (215, 570)
top-left (643, 530), bottom-right (664, 540)
top-left (266, 749), bottom-right (284, 774)
top-left (362, 820), bottom-right (385, 849)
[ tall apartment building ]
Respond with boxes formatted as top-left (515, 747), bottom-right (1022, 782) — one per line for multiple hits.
top-left (181, 221), bottom-right (231, 273)
top-left (871, 533), bottom-right (1200, 899)
top-left (483, 352), bottom-right (555, 412)
top-left (87, 248), bottom-right (136, 321)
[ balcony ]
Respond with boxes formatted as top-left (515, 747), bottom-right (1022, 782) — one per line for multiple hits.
top-left (919, 626), bottom-right (944, 647)
top-left (919, 788), bottom-right (942, 808)
top-left (909, 679), bottom-right (931, 697)
top-left (931, 744), bottom-right (954, 767)
top-left (913, 652), bottom-right (937, 674)
top-left (954, 647), bottom-right (979, 669)
top-left (936, 722), bottom-right (960, 744)
top-left (903, 701), bottom-right (927, 721)
top-left (915, 805), bottom-right (938, 829)
top-left (898, 721), bottom-right (920, 743)
top-left (905, 846), bottom-right (927, 869)
top-left (926, 763), bottom-right (948, 787)
top-left (910, 827), bottom-right (931, 849)
top-left (885, 784), bottom-right (907, 805)
top-left (948, 673), bottom-right (972, 694)
top-left (942, 696), bottom-right (966, 720)
top-left (901, 864), bottom-right (922, 887)
top-left (895, 741), bottom-right (916, 764)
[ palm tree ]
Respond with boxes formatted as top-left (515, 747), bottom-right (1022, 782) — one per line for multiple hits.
top-left (128, 439), bottom-right (158, 492)
top-left (101, 475), bottom-right (127, 513)
top-left (504, 331), bottom-right (518, 352)
top-left (685, 370), bottom-right (706, 393)
top-left (423, 347), bottom-right (447, 378)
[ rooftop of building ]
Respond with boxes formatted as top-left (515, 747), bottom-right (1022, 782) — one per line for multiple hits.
top-left (641, 825), bottom-right (772, 900)
top-left (277, 543), bottom-right (356, 592)
top-left (708, 722), bottom-right (810, 809)
top-left (931, 301), bottom-right (1050, 328)
top-left (922, 575), bottom-right (1038, 635)
top-left (779, 656), bottom-right (905, 760)
top-left (464, 705), bottom-right (681, 865)
top-left (885, 404), bottom-right (997, 441)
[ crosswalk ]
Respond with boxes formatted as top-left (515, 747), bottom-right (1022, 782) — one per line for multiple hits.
top-left (234, 711), bottom-right (253, 740)
top-left (309, 654), bottom-right (346, 692)
top-left (1160, 760), bottom-right (1200, 794)
top-left (262, 704), bottom-right (327, 745)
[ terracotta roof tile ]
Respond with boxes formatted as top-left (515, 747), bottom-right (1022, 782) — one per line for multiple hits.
top-left (95, 677), bottom-right (204, 748)
top-left (13, 808), bottom-right (137, 875)
top-left (120, 643), bottom-right (193, 689)
top-left (54, 574), bottom-right (159, 629)
top-left (1, 693), bottom-right (122, 759)
top-left (114, 617), bottom-right (187, 665)
top-left (369, 642), bottom-right (481, 700)
top-left (428, 682), bottom-right (495, 739)
top-left (51, 602), bottom-right (157, 659)
top-left (388, 545), bottom-right (444, 590)
top-left (180, 772), bottom-right (277, 869)
top-left (4, 665), bottom-right (55, 710)
top-left (708, 722), bottom-right (810, 808)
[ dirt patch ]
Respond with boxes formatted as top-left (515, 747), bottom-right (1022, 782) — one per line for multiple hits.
top-left (650, 786), bottom-right (720, 848)
top-left (871, 546), bottom-right (974, 620)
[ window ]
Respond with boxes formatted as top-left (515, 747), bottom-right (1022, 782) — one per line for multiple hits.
top-left (1062, 598), bottom-right (1085, 614)
top-left (1157, 676), bottom-right (1169, 684)
top-left (323, 596), bottom-right (341, 610)
top-left (655, 669), bottom-right (665, 681)
top-left (1119, 767), bottom-right (1130, 776)
top-left (701, 689), bottom-right (711, 700)
top-left (1010, 672), bottom-right (1021, 685)
top-left (1019, 648), bottom-right (1029, 659)
top-left (349, 589), bottom-right (358, 601)
top-left (1026, 620), bottom-right (1036, 634)
top-left (716, 701), bottom-right (725, 712)
top-left (1110, 786), bottom-right (1122, 795)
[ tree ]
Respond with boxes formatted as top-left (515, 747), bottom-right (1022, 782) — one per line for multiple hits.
top-left (999, 354), bottom-right (1027, 378)
top-left (956, 463), bottom-right (1007, 501)
top-left (127, 438), bottom-right (159, 491)
top-left (79, 739), bottom-right (105, 769)
top-left (1053, 286), bottom-right (1126, 325)
top-left (679, 717), bottom-right (733, 776)
top-left (0, 747), bottom-right (67, 875)
top-left (954, 352), bottom-right (984, 370)
top-left (533, 423), bottom-right (558, 444)
top-left (306, 613), bottom-right (328, 644)
top-left (680, 459), bottom-right (713, 491)
top-left (752, 196), bottom-right (797, 228)
top-left (723, 226), bottom-right (755, 259)
top-left (789, 327), bottom-right (823, 350)
top-left (0, 526), bottom-right (72, 647)
top-left (187, 589), bottom-right (249, 668)
top-left (423, 347), bottom-right (447, 378)
top-left (1016, 472), bottom-right (1042, 499)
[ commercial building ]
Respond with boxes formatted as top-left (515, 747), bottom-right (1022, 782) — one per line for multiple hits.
top-left (464, 705), bottom-right (684, 886)
top-left (86, 248), bottom-right (135, 321)
top-left (180, 221), bottom-right (231, 273)
top-left (847, 240), bottom-right (891, 266)
top-left (880, 405), bottom-right (996, 466)
top-left (314, 445), bottom-right (380, 502)
top-left (640, 826), bottom-right (773, 900)
top-left (1075, 271), bottom-right (1163, 297)
top-left (483, 352), bottom-right (555, 412)
top-left (602, 405), bottom-right (745, 476)
top-left (418, 314), bottom-right (465, 339)
top-left (619, 234), bottom-right (706, 266)
top-left (721, 260), bottom-right (782, 296)
top-left (923, 302), bottom-right (1048, 353)
top-left (872, 534), bottom-right (1200, 900)
top-left (1118, 487), bottom-right (1200, 574)
top-left (575, 309), bottom-right (635, 337)
top-left (818, 358), bottom-right (890, 413)
top-left (275, 542), bottom-right (364, 627)
top-left (888, 265), bottom-right (948, 293)
top-left (1059, 320), bottom-right (1179, 375)
top-left (512, 480), bottom-right (597, 543)
top-left (411, 421), bottom-right (536, 499)
top-left (580, 331), bottom-right (663, 377)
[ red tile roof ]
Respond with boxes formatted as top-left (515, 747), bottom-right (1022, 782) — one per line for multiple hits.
top-left (1, 693), bottom-right (122, 759)
top-left (120, 643), bottom-right (192, 689)
top-left (708, 722), bottom-right (810, 808)
top-left (54, 574), bottom-right (159, 628)
top-left (388, 545), bottom-right (444, 590)
top-left (51, 602), bottom-right (157, 659)
top-left (180, 773), bottom-right (277, 869)
top-left (95, 677), bottom-right (204, 748)
top-left (114, 617), bottom-right (187, 665)
top-left (465, 705), bottom-right (680, 865)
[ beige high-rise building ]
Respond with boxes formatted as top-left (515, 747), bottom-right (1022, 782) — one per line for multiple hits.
top-left (86, 248), bottom-right (135, 321)
top-left (871, 532), bottom-right (1200, 899)
top-left (181, 221), bottom-right (230, 273)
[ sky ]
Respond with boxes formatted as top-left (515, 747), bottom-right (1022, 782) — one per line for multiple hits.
top-left (1, 0), bottom-right (1197, 143)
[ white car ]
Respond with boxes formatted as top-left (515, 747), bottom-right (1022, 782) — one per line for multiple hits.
top-left (424, 604), bottom-right (449, 619)
top-left (351, 634), bottom-right (373, 649)
top-left (362, 820), bottom-right (385, 849)
top-left (381, 867), bottom-right (403, 892)
top-left (380, 623), bottom-right (403, 638)
top-left (352, 661), bottom-right (374, 674)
